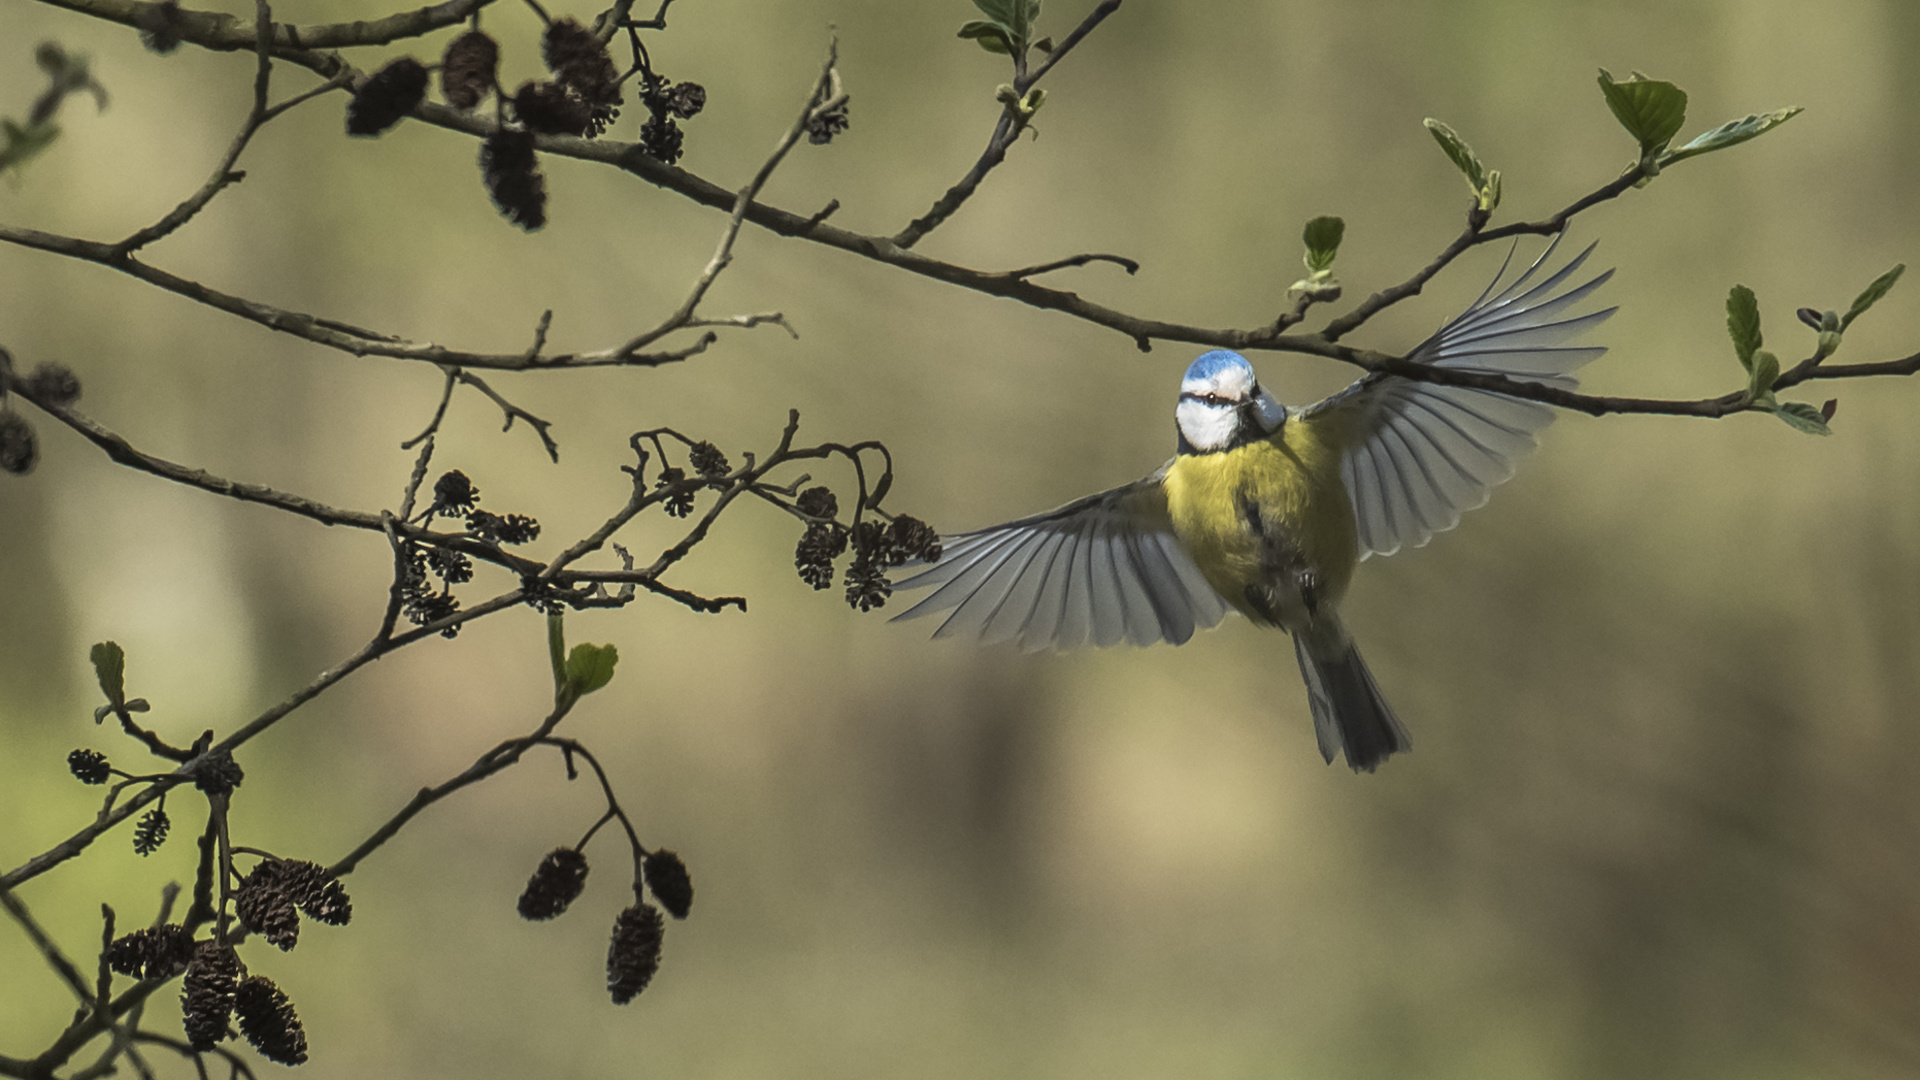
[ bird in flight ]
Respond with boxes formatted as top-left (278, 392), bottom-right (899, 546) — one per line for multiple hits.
top-left (893, 238), bottom-right (1615, 772)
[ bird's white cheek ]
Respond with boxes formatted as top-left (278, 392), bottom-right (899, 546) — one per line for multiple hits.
top-left (1177, 401), bottom-right (1238, 451)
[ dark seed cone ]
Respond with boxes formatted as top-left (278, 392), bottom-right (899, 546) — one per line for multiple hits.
top-left (133, 807), bottom-right (170, 855)
top-left (688, 441), bottom-right (729, 478)
top-left (885, 515), bottom-right (941, 565)
top-left (346, 57), bottom-right (429, 136)
top-left (193, 748), bottom-right (244, 796)
top-left (68, 748), bottom-right (110, 784)
top-left (433, 470), bottom-right (478, 514)
top-left (667, 81), bottom-right (706, 119)
top-left (467, 509), bottom-right (540, 545)
top-left (542, 18), bottom-right (620, 107)
top-left (843, 521), bottom-right (893, 612)
top-left (606, 903), bottom-right (664, 1004)
top-left (426, 546), bottom-right (472, 585)
top-left (480, 127), bottom-right (547, 230)
top-left (643, 850), bottom-right (693, 920)
top-left (655, 468), bottom-right (695, 518)
top-left (513, 80), bottom-right (593, 137)
top-left (795, 486), bottom-right (838, 521)
top-left (517, 847), bottom-right (589, 921)
top-left (235, 873), bottom-right (300, 951)
top-left (794, 522), bottom-right (847, 591)
top-left (26, 363), bottom-right (82, 405)
top-left (639, 115), bottom-right (684, 164)
top-left (0, 410), bottom-right (38, 475)
top-left (106, 923), bottom-right (196, 980)
top-left (180, 941), bottom-right (240, 1050)
top-left (256, 859), bottom-right (354, 926)
top-left (234, 975), bottom-right (309, 1066)
top-left (440, 29), bottom-right (499, 111)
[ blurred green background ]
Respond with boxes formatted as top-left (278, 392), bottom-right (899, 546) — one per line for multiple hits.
top-left (4, 0), bottom-right (1919, 1077)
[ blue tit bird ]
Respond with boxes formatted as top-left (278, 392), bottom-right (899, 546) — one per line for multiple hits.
top-left (891, 238), bottom-right (1615, 772)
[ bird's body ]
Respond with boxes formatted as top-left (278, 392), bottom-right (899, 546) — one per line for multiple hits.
top-left (1163, 418), bottom-right (1358, 633)
top-left (895, 239), bottom-right (1615, 771)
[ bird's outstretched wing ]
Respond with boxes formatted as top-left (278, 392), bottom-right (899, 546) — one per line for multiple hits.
top-left (1304, 236), bottom-right (1616, 558)
top-left (890, 467), bottom-right (1230, 650)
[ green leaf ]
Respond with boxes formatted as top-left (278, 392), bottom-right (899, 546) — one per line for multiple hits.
top-left (1658, 107), bottom-right (1801, 167)
top-left (958, 19), bottom-right (1015, 53)
top-left (1423, 118), bottom-right (1486, 190)
top-left (547, 611), bottom-right (566, 693)
top-left (1842, 263), bottom-right (1905, 330)
top-left (1726, 284), bottom-right (1761, 373)
top-left (90, 641), bottom-right (125, 708)
top-left (1302, 215), bottom-right (1345, 273)
top-left (1597, 70), bottom-right (1688, 156)
top-left (564, 643), bottom-right (619, 698)
top-left (1747, 349), bottom-right (1779, 401)
top-left (1771, 401), bottom-right (1832, 435)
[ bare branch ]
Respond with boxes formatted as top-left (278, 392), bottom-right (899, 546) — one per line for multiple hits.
top-left (1002, 252), bottom-right (1139, 280)
top-left (452, 368), bottom-right (561, 462)
top-left (600, 39), bottom-right (843, 361)
top-left (34, 0), bottom-right (491, 54)
top-left (329, 700), bottom-right (580, 878)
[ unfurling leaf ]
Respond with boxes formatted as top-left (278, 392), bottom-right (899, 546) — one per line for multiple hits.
top-left (1842, 263), bottom-right (1905, 330)
top-left (1423, 119), bottom-right (1486, 190)
top-left (1726, 284), bottom-right (1761, 372)
top-left (1597, 70), bottom-right (1688, 157)
top-left (1658, 106), bottom-right (1801, 167)
top-left (564, 642), bottom-right (618, 698)
top-left (91, 641), bottom-right (126, 708)
top-left (1302, 216), bottom-right (1345, 273)
top-left (1771, 401), bottom-right (1832, 436)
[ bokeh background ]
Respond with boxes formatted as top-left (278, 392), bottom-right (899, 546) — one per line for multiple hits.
top-left (4, 0), bottom-right (1919, 1077)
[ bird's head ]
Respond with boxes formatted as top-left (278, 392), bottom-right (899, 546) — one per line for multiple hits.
top-left (1175, 350), bottom-right (1285, 454)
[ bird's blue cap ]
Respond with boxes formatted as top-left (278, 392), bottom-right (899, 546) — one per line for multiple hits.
top-left (1183, 350), bottom-right (1252, 383)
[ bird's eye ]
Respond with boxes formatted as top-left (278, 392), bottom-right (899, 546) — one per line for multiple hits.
top-left (1204, 393), bottom-right (1226, 406)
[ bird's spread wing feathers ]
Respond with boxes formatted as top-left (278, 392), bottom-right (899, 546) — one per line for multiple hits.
top-left (890, 468), bottom-right (1230, 650)
top-left (1306, 236), bottom-right (1615, 558)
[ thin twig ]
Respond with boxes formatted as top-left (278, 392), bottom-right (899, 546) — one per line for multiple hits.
top-left (114, 0), bottom-right (290, 254)
top-left (454, 369), bottom-right (561, 462)
top-left (892, 0), bottom-right (1123, 248)
top-left (602, 39), bottom-right (843, 361)
top-left (1001, 252), bottom-right (1139, 280)
top-left (1320, 165), bottom-right (1648, 342)
top-left (328, 700), bottom-right (579, 877)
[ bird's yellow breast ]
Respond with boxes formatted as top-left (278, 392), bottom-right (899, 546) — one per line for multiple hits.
top-left (1162, 420), bottom-right (1358, 622)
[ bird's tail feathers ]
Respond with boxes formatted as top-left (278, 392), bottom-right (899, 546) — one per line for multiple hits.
top-left (1292, 630), bottom-right (1411, 773)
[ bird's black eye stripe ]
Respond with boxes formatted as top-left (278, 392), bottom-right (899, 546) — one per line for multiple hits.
top-left (1179, 391), bottom-right (1235, 406)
